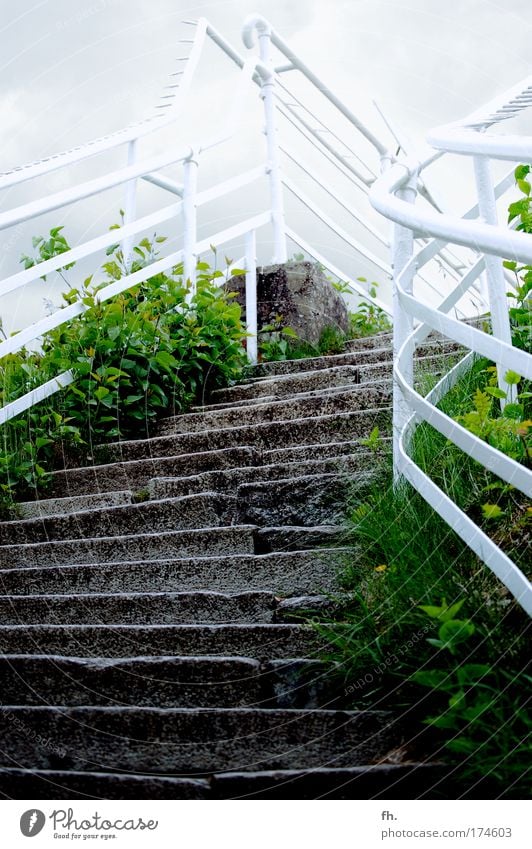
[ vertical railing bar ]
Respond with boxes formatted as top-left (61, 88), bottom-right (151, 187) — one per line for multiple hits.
top-left (183, 152), bottom-right (199, 298)
top-left (390, 166), bottom-right (419, 484)
top-left (245, 230), bottom-right (258, 364)
top-left (473, 155), bottom-right (516, 404)
top-left (122, 140), bottom-right (138, 272)
top-left (254, 27), bottom-right (287, 264)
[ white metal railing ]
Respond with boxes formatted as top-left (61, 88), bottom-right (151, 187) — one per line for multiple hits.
top-left (370, 81), bottom-right (532, 617)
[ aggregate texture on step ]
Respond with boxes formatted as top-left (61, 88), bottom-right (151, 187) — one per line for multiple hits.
top-left (94, 408), bottom-right (391, 464)
top-left (0, 526), bottom-right (257, 569)
top-left (0, 590), bottom-right (278, 625)
top-left (0, 549), bottom-right (349, 596)
top-left (0, 706), bottom-right (398, 773)
top-left (0, 493), bottom-right (235, 546)
top-left (0, 623), bottom-right (321, 659)
top-left (0, 655), bottom-right (265, 709)
top-left (157, 382), bottom-right (392, 435)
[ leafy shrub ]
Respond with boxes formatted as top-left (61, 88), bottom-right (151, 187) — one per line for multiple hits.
top-left (505, 164), bottom-right (532, 353)
top-left (413, 600), bottom-right (531, 798)
top-left (0, 225), bottom-right (247, 511)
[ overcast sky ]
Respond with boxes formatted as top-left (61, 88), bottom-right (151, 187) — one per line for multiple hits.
top-left (1, 0), bottom-right (531, 332)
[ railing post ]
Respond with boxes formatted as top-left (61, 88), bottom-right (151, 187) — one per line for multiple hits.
top-left (183, 152), bottom-right (199, 298)
top-left (391, 168), bottom-right (418, 484)
top-left (254, 24), bottom-right (287, 264)
top-left (245, 230), bottom-right (258, 363)
top-left (122, 139), bottom-right (138, 271)
top-left (473, 155), bottom-right (516, 405)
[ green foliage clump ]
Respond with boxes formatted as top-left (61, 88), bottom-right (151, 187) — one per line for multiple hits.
top-left (348, 280), bottom-right (392, 339)
top-left (0, 225), bottom-right (247, 512)
top-left (413, 600), bottom-right (531, 797)
top-left (505, 164), bottom-right (532, 353)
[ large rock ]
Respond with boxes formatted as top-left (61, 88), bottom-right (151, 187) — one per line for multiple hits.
top-left (228, 261), bottom-right (349, 345)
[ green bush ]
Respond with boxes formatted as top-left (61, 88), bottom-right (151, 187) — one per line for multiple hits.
top-left (0, 227), bottom-right (247, 512)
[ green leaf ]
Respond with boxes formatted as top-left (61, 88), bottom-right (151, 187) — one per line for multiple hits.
top-left (481, 503), bottom-right (504, 520)
top-left (437, 618), bottom-right (475, 649)
top-left (412, 669), bottom-right (449, 689)
top-left (281, 327), bottom-right (299, 338)
top-left (515, 164), bottom-right (530, 181)
top-left (503, 402), bottom-right (524, 420)
top-left (504, 369), bottom-right (521, 385)
top-left (448, 689), bottom-right (466, 710)
top-left (94, 386), bottom-right (110, 402)
top-left (485, 386), bottom-right (507, 399)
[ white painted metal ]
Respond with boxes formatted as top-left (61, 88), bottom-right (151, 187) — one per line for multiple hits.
top-left (391, 173), bottom-right (418, 478)
top-left (370, 83), bottom-right (532, 615)
top-left (247, 18), bottom-right (287, 264)
top-left (122, 140), bottom-right (139, 271)
top-left (473, 155), bottom-right (515, 404)
top-left (183, 153), bottom-right (199, 296)
top-left (245, 230), bottom-right (258, 364)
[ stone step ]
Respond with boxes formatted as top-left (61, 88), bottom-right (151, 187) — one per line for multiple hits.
top-left (209, 763), bottom-right (451, 800)
top-left (0, 549), bottom-right (348, 596)
top-left (0, 525), bottom-right (256, 569)
top-left (0, 768), bottom-right (210, 800)
top-left (191, 382), bottom-right (366, 413)
top-left (145, 454), bottom-right (373, 502)
top-left (262, 439), bottom-right (389, 465)
top-left (359, 352), bottom-right (463, 383)
top-left (256, 525), bottom-right (345, 553)
top-left (235, 473), bottom-right (370, 527)
top-left (207, 365), bottom-right (360, 406)
top-left (0, 656), bottom-right (331, 711)
top-left (0, 494), bottom-right (234, 546)
top-left (198, 352), bottom-right (461, 412)
top-left (0, 623), bottom-right (321, 659)
top-left (157, 382), bottom-right (392, 436)
top-left (342, 331), bottom-right (469, 354)
top-left (246, 339), bottom-right (462, 378)
top-left (0, 590), bottom-right (277, 625)
top-left (44, 443), bottom-right (375, 503)
top-left (95, 408), bottom-right (391, 464)
top-left (0, 706), bottom-right (399, 772)
top-left (0, 763), bottom-right (451, 799)
top-left (49, 446), bottom-right (261, 498)
top-left (15, 490), bottom-right (134, 520)
top-left (0, 655), bottom-right (286, 709)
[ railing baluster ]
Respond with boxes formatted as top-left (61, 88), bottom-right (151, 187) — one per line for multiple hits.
top-left (250, 19), bottom-right (287, 264)
top-left (473, 155), bottom-right (516, 404)
top-left (183, 152), bottom-right (199, 298)
top-left (244, 230), bottom-right (258, 364)
top-left (122, 139), bottom-right (138, 271)
top-left (391, 171), bottom-right (418, 483)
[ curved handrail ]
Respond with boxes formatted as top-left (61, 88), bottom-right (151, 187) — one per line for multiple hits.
top-left (370, 79), bottom-right (532, 616)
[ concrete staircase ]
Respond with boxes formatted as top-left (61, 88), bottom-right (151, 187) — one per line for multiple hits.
top-left (0, 332), bottom-right (459, 799)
